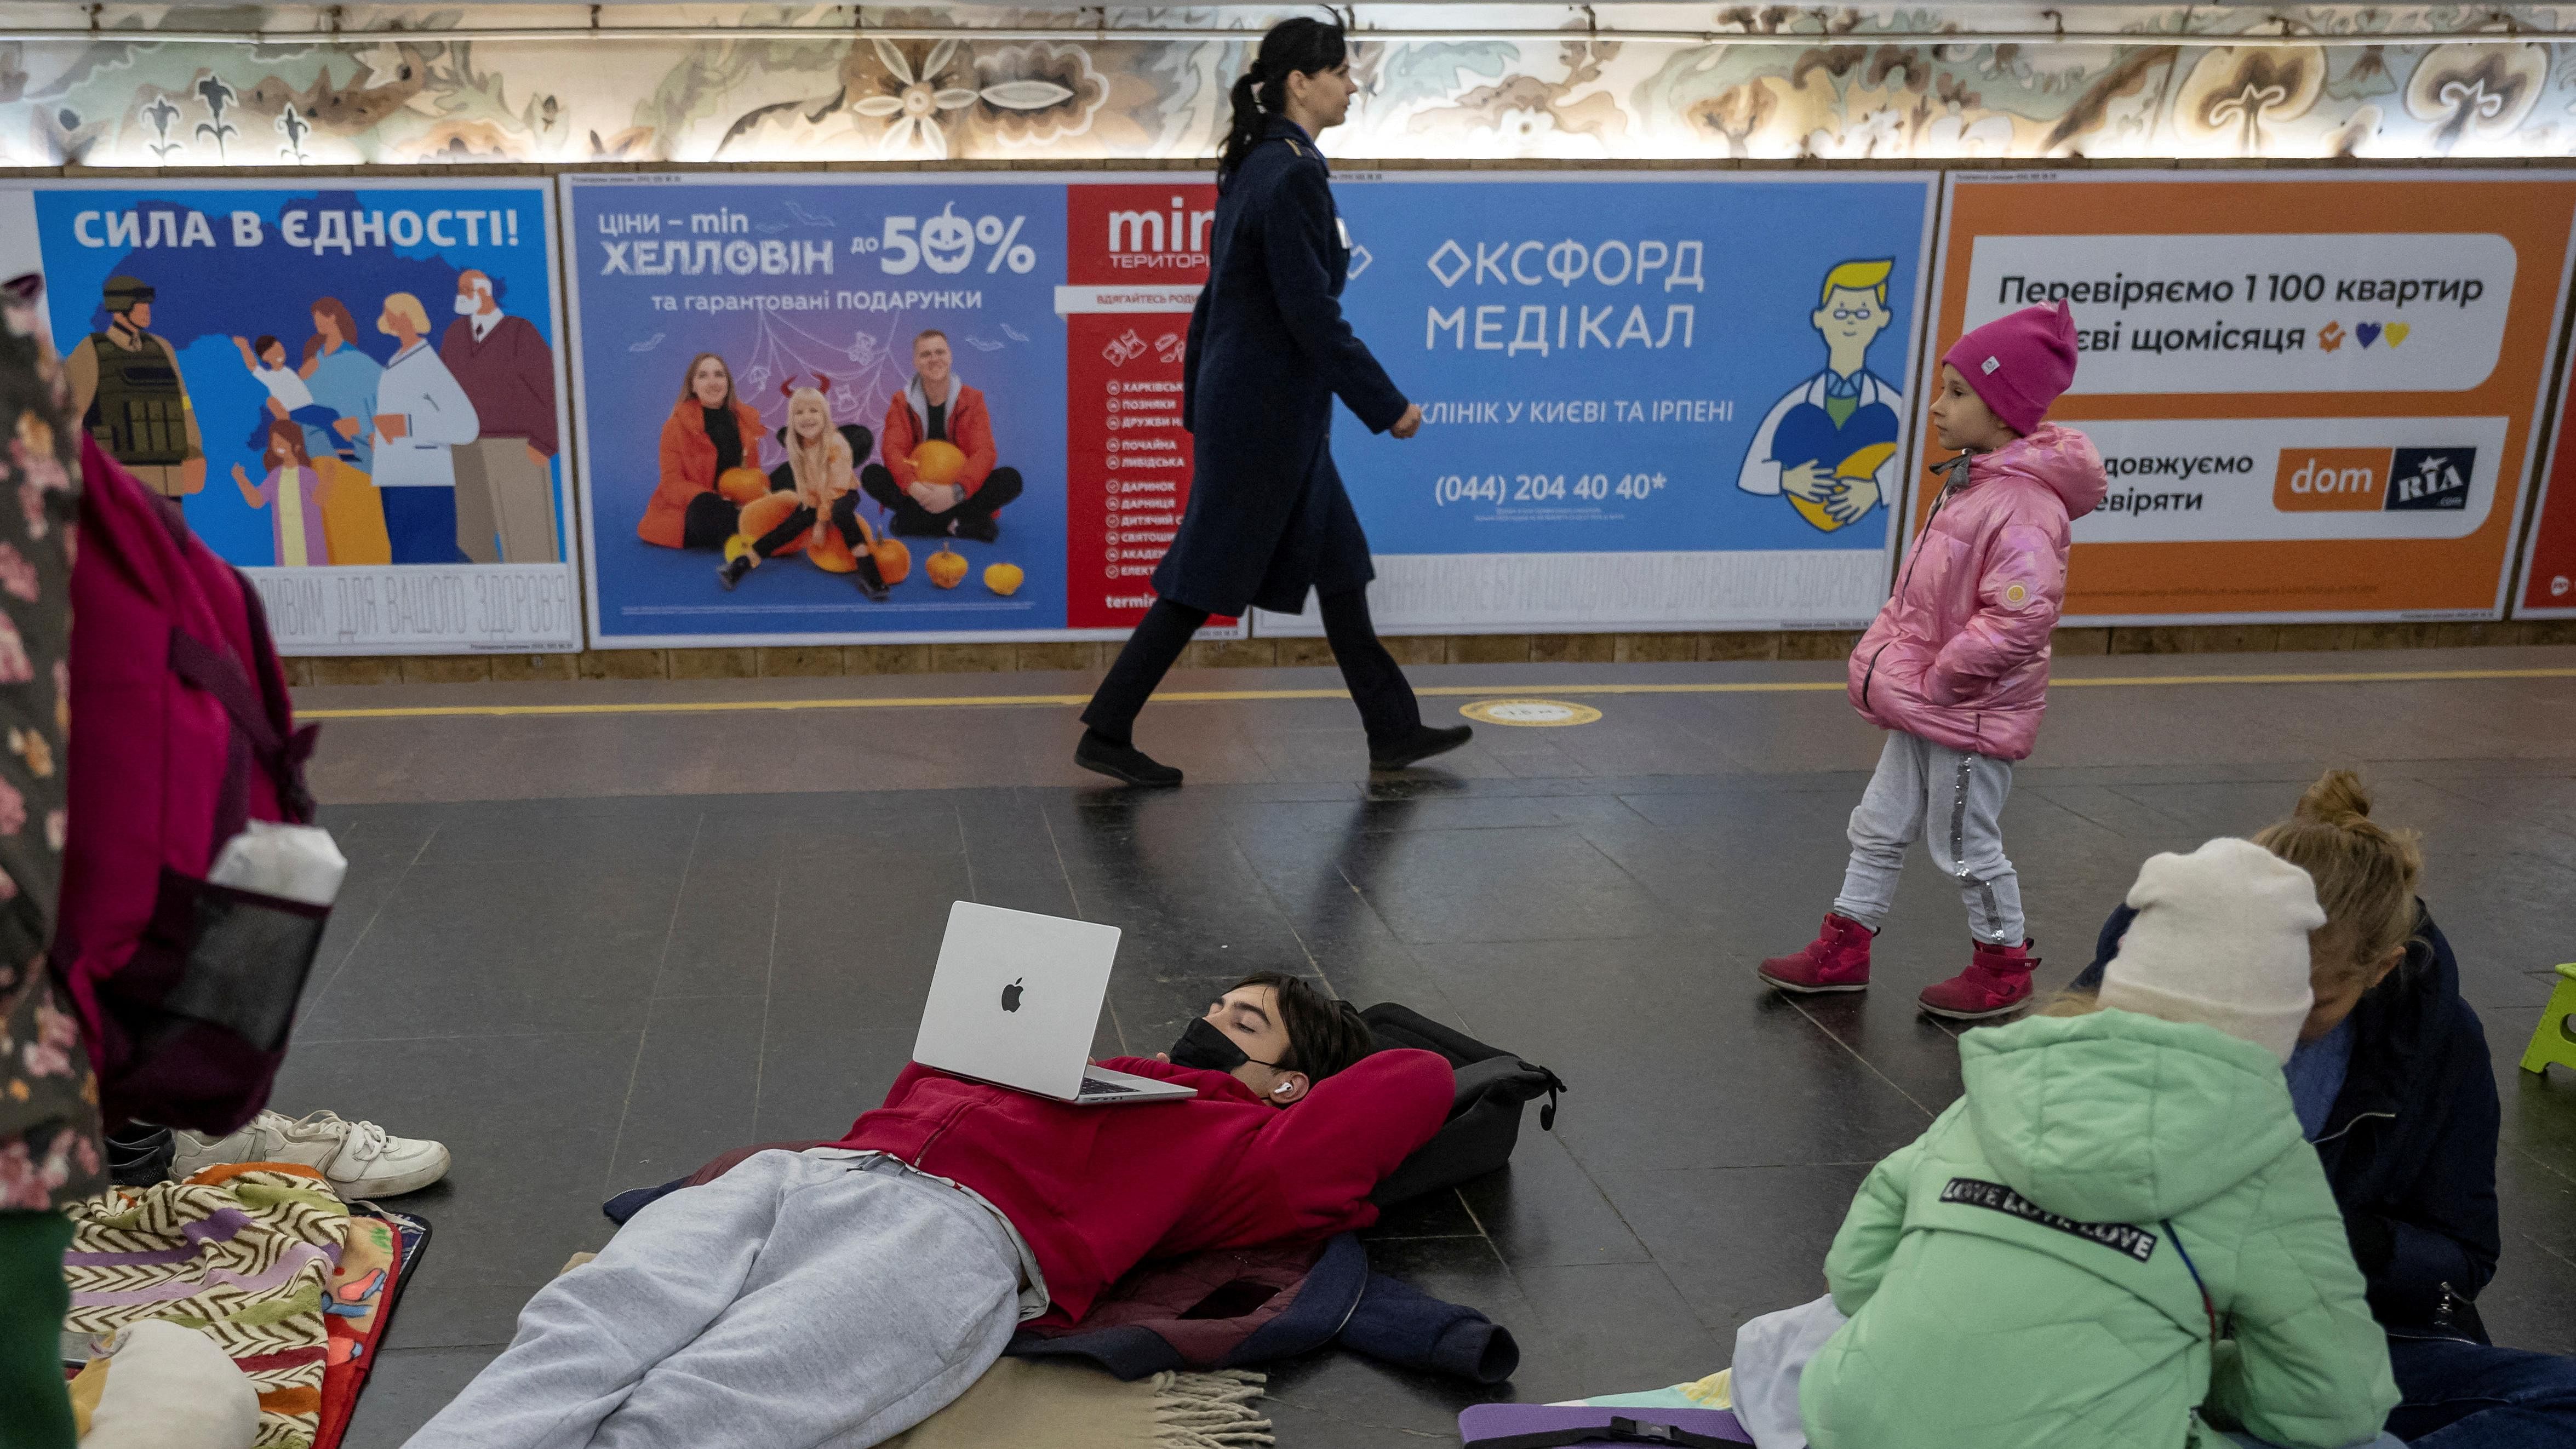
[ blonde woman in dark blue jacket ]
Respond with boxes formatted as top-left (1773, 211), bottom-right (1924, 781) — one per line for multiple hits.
top-left (2075, 771), bottom-right (2575, 1447)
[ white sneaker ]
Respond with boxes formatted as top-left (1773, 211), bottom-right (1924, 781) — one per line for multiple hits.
top-left (168, 1109), bottom-right (452, 1199)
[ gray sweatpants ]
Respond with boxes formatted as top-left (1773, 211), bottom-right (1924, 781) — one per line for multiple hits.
top-left (1832, 730), bottom-right (2025, 945)
top-left (403, 1150), bottom-right (1021, 1449)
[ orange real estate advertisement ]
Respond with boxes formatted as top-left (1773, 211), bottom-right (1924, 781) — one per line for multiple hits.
top-left (1920, 171), bottom-right (2576, 623)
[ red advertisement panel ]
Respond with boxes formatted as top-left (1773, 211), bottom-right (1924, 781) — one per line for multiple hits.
top-left (2515, 361), bottom-right (2576, 615)
top-left (1063, 184), bottom-right (1218, 630)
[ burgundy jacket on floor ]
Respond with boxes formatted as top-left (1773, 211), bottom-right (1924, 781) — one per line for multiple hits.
top-left (833, 1050), bottom-right (1453, 1327)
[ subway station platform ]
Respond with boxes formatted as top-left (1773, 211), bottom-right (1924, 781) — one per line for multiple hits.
top-left (292, 646), bottom-right (2576, 1446)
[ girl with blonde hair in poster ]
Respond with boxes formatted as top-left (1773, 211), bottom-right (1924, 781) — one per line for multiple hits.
top-left (719, 380), bottom-right (890, 600)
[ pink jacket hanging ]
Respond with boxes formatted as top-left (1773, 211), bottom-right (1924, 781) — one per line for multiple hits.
top-left (1847, 424), bottom-right (2108, 762)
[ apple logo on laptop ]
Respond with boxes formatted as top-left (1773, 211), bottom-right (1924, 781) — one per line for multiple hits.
top-left (1000, 978), bottom-right (1024, 1013)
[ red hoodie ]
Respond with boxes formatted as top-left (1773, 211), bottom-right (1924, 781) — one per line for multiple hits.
top-left (833, 1050), bottom-right (1453, 1327)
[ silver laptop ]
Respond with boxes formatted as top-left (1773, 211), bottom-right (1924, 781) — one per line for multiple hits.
top-left (912, 901), bottom-right (1197, 1106)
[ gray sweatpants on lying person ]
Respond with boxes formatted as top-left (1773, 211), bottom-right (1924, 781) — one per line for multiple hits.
top-left (403, 1150), bottom-right (1021, 1449)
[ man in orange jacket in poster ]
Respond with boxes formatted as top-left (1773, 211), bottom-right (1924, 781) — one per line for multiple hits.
top-left (860, 329), bottom-right (1024, 542)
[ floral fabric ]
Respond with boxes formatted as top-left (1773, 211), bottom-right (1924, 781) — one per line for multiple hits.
top-left (0, 273), bottom-right (101, 1212)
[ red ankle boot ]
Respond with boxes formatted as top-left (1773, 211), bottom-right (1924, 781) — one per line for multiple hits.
top-left (1760, 914), bottom-right (1874, 994)
top-left (1918, 939), bottom-right (2037, 1020)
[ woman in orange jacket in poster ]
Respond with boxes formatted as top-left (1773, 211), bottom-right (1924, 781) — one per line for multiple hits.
top-left (858, 330), bottom-right (1023, 541)
top-left (640, 352), bottom-right (766, 551)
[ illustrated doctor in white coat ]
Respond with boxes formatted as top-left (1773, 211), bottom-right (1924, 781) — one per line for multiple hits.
top-left (1737, 259), bottom-right (1904, 530)
top-left (369, 291), bottom-right (482, 564)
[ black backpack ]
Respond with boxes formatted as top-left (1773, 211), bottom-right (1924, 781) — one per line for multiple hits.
top-left (1363, 1003), bottom-right (1566, 1206)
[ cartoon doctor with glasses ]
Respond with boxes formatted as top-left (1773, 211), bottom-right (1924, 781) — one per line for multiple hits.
top-left (1738, 259), bottom-right (1905, 532)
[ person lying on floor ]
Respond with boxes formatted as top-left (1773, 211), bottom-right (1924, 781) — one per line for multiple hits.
top-left (1800, 837), bottom-right (2401, 1449)
top-left (403, 973), bottom-right (1450, 1449)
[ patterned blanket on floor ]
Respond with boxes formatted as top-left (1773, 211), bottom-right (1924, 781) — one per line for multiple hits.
top-left (64, 1162), bottom-right (348, 1448)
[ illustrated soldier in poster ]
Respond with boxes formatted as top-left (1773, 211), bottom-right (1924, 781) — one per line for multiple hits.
top-left (64, 275), bottom-right (205, 499)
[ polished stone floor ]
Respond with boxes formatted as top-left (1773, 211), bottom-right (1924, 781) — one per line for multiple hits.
top-left (290, 646), bottom-right (2576, 1447)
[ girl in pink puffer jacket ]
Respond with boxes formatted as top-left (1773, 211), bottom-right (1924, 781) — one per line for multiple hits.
top-left (1760, 301), bottom-right (2106, 1020)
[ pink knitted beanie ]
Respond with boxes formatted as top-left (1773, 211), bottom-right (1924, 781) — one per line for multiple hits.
top-left (1943, 301), bottom-right (2079, 436)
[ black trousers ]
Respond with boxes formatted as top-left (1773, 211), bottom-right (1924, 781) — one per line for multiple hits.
top-left (680, 491), bottom-right (740, 551)
top-left (748, 493), bottom-right (866, 559)
top-left (1084, 589), bottom-right (1422, 747)
top-left (860, 463), bottom-right (1025, 536)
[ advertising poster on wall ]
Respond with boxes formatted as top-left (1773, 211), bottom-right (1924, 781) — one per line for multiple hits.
top-left (1253, 173), bottom-right (1939, 637)
top-left (2509, 363), bottom-right (2576, 618)
top-left (1926, 171), bottom-right (2576, 625)
top-left (0, 179), bottom-right (579, 654)
top-left (1059, 180), bottom-right (1230, 635)
top-left (565, 174), bottom-right (1071, 648)
top-left (0, 179), bottom-right (574, 654)
top-left (564, 173), bottom-right (1251, 649)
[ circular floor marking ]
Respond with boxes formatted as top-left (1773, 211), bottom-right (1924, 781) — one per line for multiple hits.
top-left (1459, 698), bottom-right (1602, 728)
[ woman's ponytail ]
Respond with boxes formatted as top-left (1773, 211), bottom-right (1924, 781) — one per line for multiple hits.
top-left (1218, 68), bottom-right (1268, 184)
top-left (1216, 17), bottom-right (1348, 185)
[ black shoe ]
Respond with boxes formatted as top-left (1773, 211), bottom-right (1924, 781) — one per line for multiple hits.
top-left (852, 555), bottom-right (890, 602)
top-left (106, 1124), bottom-right (174, 1187)
top-left (953, 512), bottom-right (999, 544)
top-left (1075, 729), bottom-right (1183, 786)
top-left (717, 552), bottom-right (754, 591)
top-left (1370, 723), bottom-right (1473, 771)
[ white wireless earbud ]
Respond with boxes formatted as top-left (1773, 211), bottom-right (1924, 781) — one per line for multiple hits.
top-left (1272, 1081), bottom-right (1293, 1096)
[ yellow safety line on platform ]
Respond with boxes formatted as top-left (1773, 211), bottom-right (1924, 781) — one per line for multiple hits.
top-left (291, 665), bottom-right (2576, 720)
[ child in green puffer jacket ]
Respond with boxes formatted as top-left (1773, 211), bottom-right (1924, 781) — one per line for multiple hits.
top-left (1801, 837), bottom-right (2401, 1449)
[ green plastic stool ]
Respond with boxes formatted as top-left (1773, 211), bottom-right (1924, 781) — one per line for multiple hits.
top-left (2522, 964), bottom-right (2576, 1076)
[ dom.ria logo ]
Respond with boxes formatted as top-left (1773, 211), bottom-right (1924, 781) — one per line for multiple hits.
top-left (2385, 447), bottom-right (2474, 511)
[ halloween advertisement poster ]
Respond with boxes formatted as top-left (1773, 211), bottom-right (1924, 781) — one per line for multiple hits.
top-left (0, 178), bottom-right (577, 655)
top-left (1253, 173), bottom-right (1939, 638)
top-left (564, 174), bottom-right (1074, 648)
top-left (1930, 171), bottom-right (2576, 625)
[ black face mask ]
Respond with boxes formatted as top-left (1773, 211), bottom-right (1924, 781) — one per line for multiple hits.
top-left (1168, 1016), bottom-right (1284, 1074)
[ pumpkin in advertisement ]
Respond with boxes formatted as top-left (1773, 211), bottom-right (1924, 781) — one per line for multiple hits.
top-left (910, 441), bottom-right (967, 486)
top-left (921, 204), bottom-right (976, 274)
top-left (983, 561), bottom-right (1024, 596)
top-left (808, 526), bottom-right (858, 573)
top-left (926, 543), bottom-right (969, 589)
top-left (717, 466), bottom-right (771, 505)
top-left (870, 535), bottom-right (912, 586)
top-left (733, 491), bottom-right (806, 555)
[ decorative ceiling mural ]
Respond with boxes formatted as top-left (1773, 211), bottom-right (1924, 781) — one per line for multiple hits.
top-left (6, 4), bottom-right (2576, 168)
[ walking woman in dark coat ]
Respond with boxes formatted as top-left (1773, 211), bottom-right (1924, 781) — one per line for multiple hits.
top-left (1075, 19), bottom-right (1470, 786)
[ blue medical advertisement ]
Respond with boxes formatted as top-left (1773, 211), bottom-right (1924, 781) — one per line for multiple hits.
top-left (1331, 176), bottom-right (1935, 557)
top-left (565, 177), bottom-right (1067, 644)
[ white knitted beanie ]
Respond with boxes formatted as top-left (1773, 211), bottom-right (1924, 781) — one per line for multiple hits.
top-left (2097, 838), bottom-right (2325, 1064)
